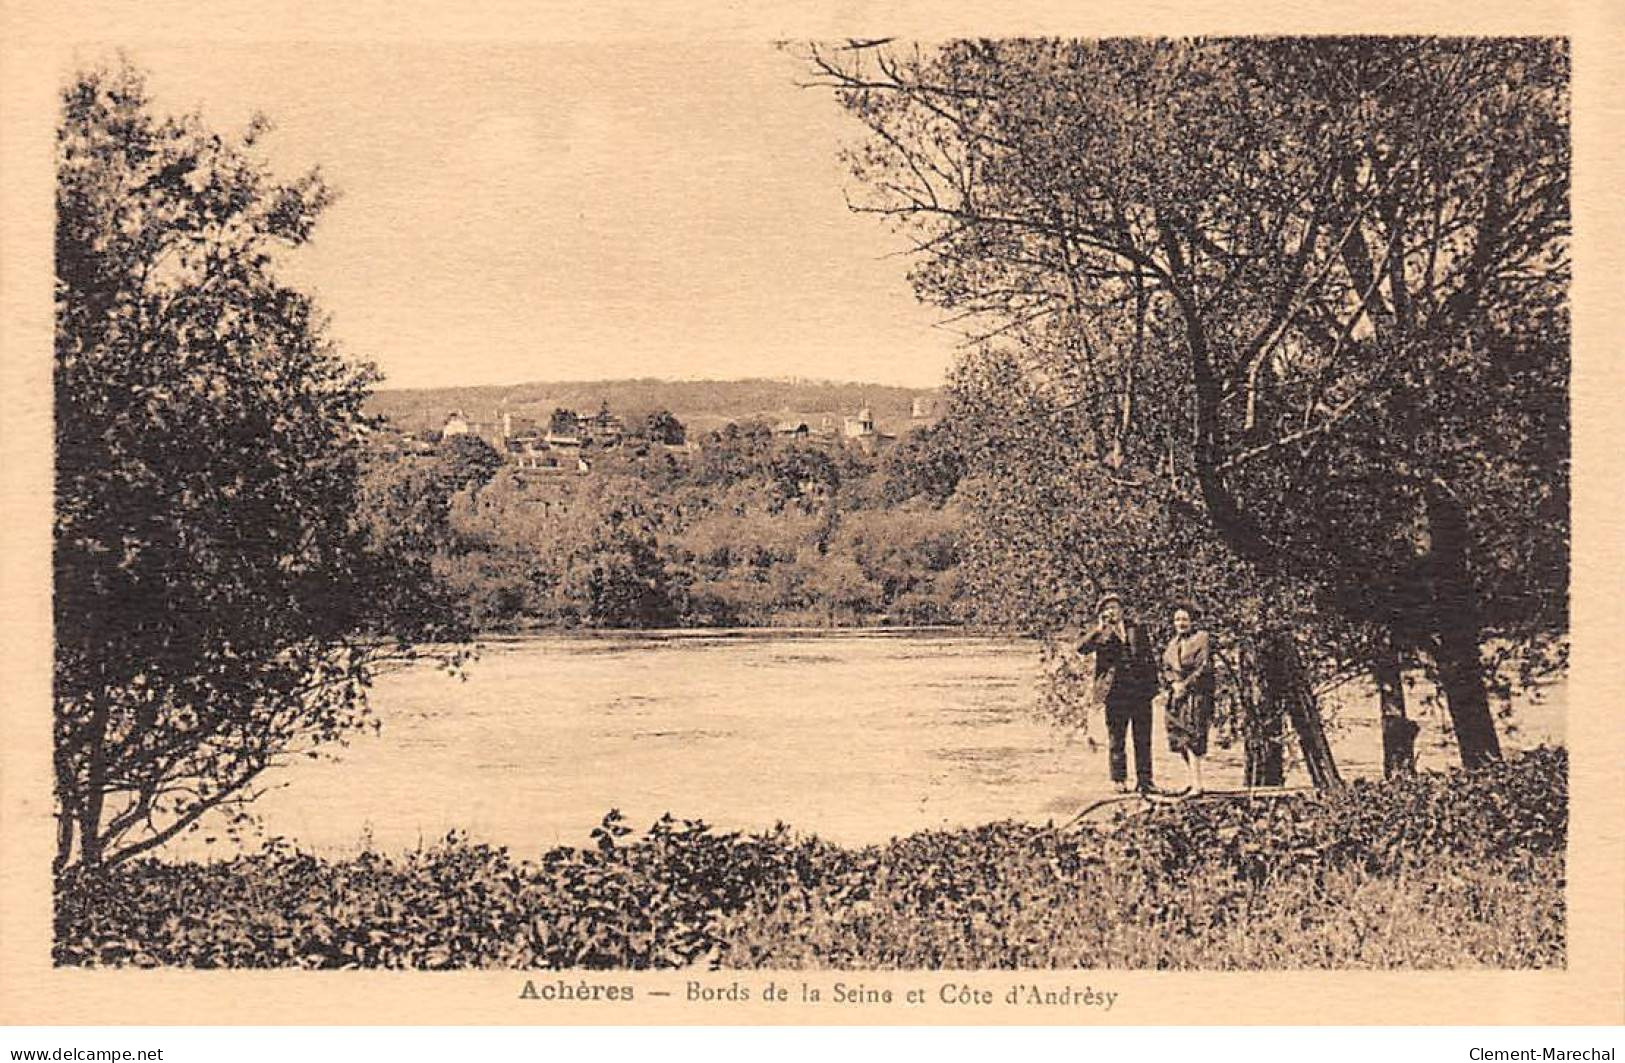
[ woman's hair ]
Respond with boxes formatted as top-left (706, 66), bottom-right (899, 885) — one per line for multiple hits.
top-left (1171, 600), bottom-right (1199, 619)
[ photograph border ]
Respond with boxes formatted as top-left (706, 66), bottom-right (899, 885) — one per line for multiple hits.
top-left (2, 0), bottom-right (1620, 1027)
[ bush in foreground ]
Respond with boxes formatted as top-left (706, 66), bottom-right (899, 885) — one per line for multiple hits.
top-left (55, 747), bottom-right (1566, 969)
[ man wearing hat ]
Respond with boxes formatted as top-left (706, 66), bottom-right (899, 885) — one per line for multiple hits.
top-left (1077, 591), bottom-right (1158, 794)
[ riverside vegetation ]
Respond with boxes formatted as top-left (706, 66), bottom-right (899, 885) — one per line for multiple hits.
top-left (55, 746), bottom-right (1565, 970)
top-left (364, 418), bottom-right (969, 632)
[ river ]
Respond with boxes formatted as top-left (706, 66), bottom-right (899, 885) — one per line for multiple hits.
top-left (191, 630), bottom-right (1565, 859)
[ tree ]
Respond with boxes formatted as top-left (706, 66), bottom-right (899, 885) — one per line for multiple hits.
top-left (806, 37), bottom-right (1569, 770)
top-left (547, 479), bottom-right (678, 627)
top-left (832, 503), bottom-right (963, 623)
top-left (876, 419), bottom-right (966, 506)
top-left (798, 552), bottom-right (883, 625)
top-left (549, 407), bottom-right (579, 436)
top-left (645, 408), bottom-right (687, 446)
top-left (949, 351), bottom-right (1330, 784)
top-left (53, 63), bottom-right (462, 871)
top-left (765, 444), bottom-right (841, 513)
top-left (434, 431), bottom-right (504, 491)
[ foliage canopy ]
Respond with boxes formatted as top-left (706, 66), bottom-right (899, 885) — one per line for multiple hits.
top-left (806, 37), bottom-right (1570, 765)
top-left (54, 63), bottom-right (463, 870)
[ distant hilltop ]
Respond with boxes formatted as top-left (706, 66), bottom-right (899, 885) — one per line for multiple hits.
top-left (366, 378), bottom-right (945, 438)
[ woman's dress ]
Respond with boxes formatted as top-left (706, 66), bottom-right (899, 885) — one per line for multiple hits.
top-left (1162, 630), bottom-right (1215, 756)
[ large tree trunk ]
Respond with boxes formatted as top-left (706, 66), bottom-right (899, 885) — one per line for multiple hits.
top-left (1425, 485), bottom-right (1501, 769)
top-left (1372, 637), bottom-right (1418, 778)
top-left (1243, 712), bottom-right (1285, 787)
top-left (1433, 622), bottom-right (1500, 768)
top-left (53, 732), bottom-right (80, 873)
top-left (77, 791), bottom-right (105, 869)
top-left (1261, 631), bottom-right (1343, 790)
top-left (72, 695), bottom-right (111, 869)
top-left (1240, 645), bottom-right (1285, 787)
top-left (54, 809), bottom-right (76, 874)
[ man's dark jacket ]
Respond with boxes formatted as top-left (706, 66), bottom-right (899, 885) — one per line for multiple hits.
top-left (1078, 621), bottom-right (1158, 709)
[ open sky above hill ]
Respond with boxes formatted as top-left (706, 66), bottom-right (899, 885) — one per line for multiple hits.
top-left (111, 42), bottom-right (961, 390)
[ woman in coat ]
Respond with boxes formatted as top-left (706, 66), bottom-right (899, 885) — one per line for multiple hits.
top-left (1161, 603), bottom-right (1215, 795)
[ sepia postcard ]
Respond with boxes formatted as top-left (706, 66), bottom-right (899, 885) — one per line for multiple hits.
top-left (1, 0), bottom-right (1622, 1029)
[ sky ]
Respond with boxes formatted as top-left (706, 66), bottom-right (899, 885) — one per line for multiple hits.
top-left (108, 42), bottom-right (960, 391)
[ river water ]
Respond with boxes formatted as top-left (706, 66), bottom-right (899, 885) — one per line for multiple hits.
top-left (199, 630), bottom-right (1565, 859)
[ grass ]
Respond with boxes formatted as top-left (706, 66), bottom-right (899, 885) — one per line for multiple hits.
top-left (54, 747), bottom-right (1566, 970)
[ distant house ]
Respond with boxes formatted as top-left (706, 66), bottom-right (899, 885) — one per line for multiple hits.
top-left (441, 409), bottom-right (503, 450)
top-left (758, 405), bottom-right (899, 452)
top-left (841, 405), bottom-right (896, 454)
top-left (441, 408), bottom-right (573, 459)
top-left (513, 451), bottom-right (590, 476)
top-left (842, 407), bottom-right (876, 438)
top-left (505, 397), bottom-right (635, 472)
top-left (510, 437), bottom-right (559, 470)
top-left (910, 396), bottom-right (942, 429)
top-left (502, 412), bottom-right (542, 441)
top-left (773, 412), bottom-right (835, 439)
top-left (578, 405), bottom-right (625, 444)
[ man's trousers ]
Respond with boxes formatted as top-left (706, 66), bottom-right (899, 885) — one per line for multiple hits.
top-left (1106, 698), bottom-right (1154, 788)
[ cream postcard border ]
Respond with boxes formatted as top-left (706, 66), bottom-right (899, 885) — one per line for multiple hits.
top-left (1, 0), bottom-right (1619, 1026)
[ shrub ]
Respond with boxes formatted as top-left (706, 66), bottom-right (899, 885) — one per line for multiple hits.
top-left (55, 748), bottom-right (1566, 969)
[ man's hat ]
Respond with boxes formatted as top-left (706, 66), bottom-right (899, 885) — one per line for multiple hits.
top-left (1096, 591), bottom-right (1123, 611)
